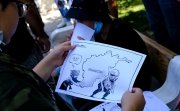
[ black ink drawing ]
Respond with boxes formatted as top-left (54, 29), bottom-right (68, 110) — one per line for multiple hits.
top-left (90, 68), bottom-right (120, 99)
top-left (60, 70), bottom-right (80, 90)
top-left (56, 41), bottom-right (146, 103)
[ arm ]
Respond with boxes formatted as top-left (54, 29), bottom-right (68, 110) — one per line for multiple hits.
top-left (121, 88), bottom-right (145, 111)
top-left (20, 0), bottom-right (50, 53)
top-left (33, 41), bottom-right (75, 81)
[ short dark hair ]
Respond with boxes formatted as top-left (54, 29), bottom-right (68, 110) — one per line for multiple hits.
top-left (66, 0), bottom-right (112, 23)
top-left (0, 0), bottom-right (17, 10)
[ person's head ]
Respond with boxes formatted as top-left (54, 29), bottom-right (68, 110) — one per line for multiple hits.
top-left (108, 68), bottom-right (119, 81)
top-left (66, 0), bottom-right (112, 33)
top-left (0, 0), bottom-right (27, 44)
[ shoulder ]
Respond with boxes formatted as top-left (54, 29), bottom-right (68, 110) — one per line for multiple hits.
top-left (108, 19), bottom-right (147, 53)
top-left (111, 19), bottom-right (139, 36)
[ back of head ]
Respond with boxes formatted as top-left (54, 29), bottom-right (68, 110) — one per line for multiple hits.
top-left (66, 0), bottom-right (112, 23)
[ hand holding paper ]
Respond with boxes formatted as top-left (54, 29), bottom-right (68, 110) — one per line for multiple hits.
top-left (56, 40), bottom-right (146, 103)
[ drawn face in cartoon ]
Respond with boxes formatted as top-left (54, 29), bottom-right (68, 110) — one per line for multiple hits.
top-left (108, 69), bottom-right (119, 81)
top-left (70, 70), bottom-right (80, 83)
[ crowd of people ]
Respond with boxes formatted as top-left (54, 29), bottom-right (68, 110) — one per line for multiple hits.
top-left (0, 0), bottom-right (179, 110)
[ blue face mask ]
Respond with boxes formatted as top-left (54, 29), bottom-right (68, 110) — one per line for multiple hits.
top-left (94, 21), bottom-right (103, 34)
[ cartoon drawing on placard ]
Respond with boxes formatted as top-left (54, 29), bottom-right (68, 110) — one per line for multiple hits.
top-left (59, 50), bottom-right (132, 98)
top-left (77, 50), bottom-right (132, 89)
top-left (60, 69), bottom-right (81, 90)
top-left (90, 68), bottom-right (120, 99)
top-left (56, 41), bottom-right (146, 103)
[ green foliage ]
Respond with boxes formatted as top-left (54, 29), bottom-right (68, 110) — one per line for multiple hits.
top-left (117, 0), bottom-right (151, 35)
top-left (117, 0), bottom-right (142, 9)
top-left (117, 0), bottom-right (134, 9)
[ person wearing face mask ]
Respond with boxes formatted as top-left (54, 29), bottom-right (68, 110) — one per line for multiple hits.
top-left (60, 0), bottom-right (156, 109)
top-left (66, 0), bottom-right (155, 91)
top-left (0, 0), bottom-right (146, 110)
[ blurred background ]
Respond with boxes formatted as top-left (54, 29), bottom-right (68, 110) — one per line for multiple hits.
top-left (38, 0), bottom-right (152, 39)
top-left (117, 0), bottom-right (152, 37)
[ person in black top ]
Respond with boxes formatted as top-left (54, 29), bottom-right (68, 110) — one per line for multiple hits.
top-left (0, 0), bottom-right (145, 110)
top-left (60, 0), bottom-right (155, 110)
top-left (66, 0), bottom-right (154, 91)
